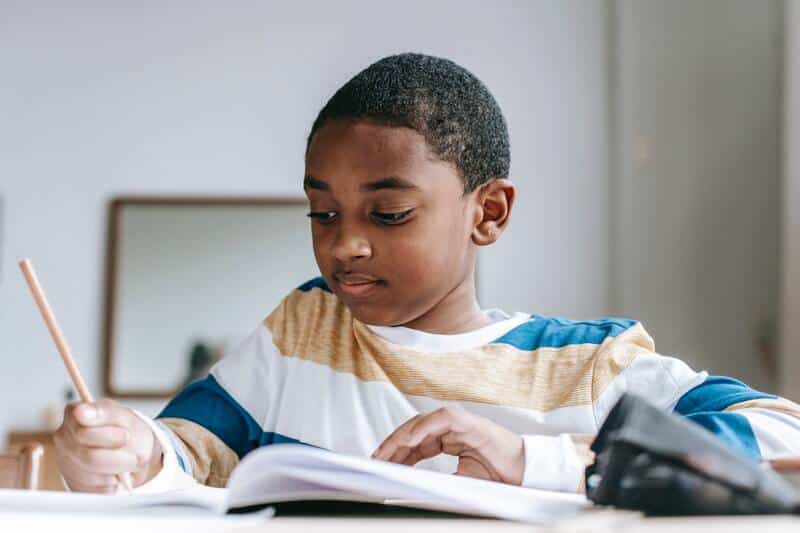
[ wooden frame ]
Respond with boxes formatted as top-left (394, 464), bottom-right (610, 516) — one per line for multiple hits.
top-left (102, 196), bottom-right (308, 399)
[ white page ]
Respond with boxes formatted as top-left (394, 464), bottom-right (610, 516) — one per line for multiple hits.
top-left (0, 485), bottom-right (228, 514)
top-left (227, 444), bottom-right (589, 523)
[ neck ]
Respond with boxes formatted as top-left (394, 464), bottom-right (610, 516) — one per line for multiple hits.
top-left (400, 270), bottom-right (492, 335)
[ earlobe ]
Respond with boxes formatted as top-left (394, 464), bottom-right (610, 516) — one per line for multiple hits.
top-left (471, 179), bottom-right (515, 246)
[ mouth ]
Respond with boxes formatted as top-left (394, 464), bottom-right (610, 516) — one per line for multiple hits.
top-left (334, 274), bottom-right (384, 298)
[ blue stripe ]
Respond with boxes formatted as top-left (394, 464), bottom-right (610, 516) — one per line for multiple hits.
top-left (157, 375), bottom-right (306, 458)
top-left (674, 376), bottom-right (775, 415)
top-left (490, 315), bottom-right (636, 351)
top-left (683, 412), bottom-right (761, 460)
top-left (155, 420), bottom-right (190, 474)
top-left (297, 277), bottom-right (331, 293)
top-left (176, 454), bottom-right (187, 472)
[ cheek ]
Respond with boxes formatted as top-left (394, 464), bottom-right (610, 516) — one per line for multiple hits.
top-left (384, 221), bottom-right (466, 284)
top-left (310, 227), bottom-right (332, 268)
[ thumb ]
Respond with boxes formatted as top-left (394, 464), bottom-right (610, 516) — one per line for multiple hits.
top-left (73, 403), bottom-right (101, 426)
top-left (74, 400), bottom-right (134, 428)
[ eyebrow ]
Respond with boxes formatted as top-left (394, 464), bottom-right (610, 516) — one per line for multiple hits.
top-left (303, 175), bottom-right (421, 192)
top-left (361, 176), bottom-right (421, 192)
top-left (303, 175), bottom-right (330, 191)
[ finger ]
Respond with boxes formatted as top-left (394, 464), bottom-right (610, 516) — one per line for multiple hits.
top-left (416, 432), bottom-right (447, 460)
top-left (66, 478), bottom-right (120, 494)
top-left (384, 418), bottom-right (428, 464)
top-left (440, 431), bottom-right (471, 457)
top-left (58, 453), bottom-right (119, 490)
top-left (372, 414), bottom-right (421, 460)
top-left (455, 456), bottom-right (495, 480)
top-left (62, 402), bottom-right (86, 435)
top-left (74, 426), bottom-right (130, 449)
top-left (74, 399), bottom-right (136, 429)
top-left (407, 408), bottom-right (472, 445)
top-left (396, 430), bottom-right (465, 466)
top-left (375, 410), bottom-right (451, 461)
top-left (400, 433), bottom-right (444, 466)
top-left (392, 409), bottom-right (461, 454)
top-left (73, 446), bottom-right (139, 474)
top-left (379, 409), bottom-right (460, 463)
top-left (54, 417), bottom-right (84, 454)
top-left (65, 478), bottom-right (119, 494)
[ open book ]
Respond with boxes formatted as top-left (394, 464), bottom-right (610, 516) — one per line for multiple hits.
top-left (0, 444), bottom-right (589, 523)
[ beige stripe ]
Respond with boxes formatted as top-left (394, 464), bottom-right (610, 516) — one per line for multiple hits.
top-left (159, 417), bottom-right (239, 487)
top-left (265, 288), bottom-right (652, 412)
top-left (724, 398), bottom-right (800, 418)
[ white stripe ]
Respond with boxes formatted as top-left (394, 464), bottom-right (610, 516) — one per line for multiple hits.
top-left (738, 408), bottom-right (800, 458)
top-left (593, 352), bottom-right (707, 427)
top-left (210, 324), bottom-right (275, 426)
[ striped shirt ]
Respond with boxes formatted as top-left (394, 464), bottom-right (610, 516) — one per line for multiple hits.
top-left (137, 277), bottom-right (800, 493)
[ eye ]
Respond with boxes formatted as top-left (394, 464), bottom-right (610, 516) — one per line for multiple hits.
top-left (307, 211), bottom-right (338, 224)
top-left (370, 209), bottom-right (414, 225)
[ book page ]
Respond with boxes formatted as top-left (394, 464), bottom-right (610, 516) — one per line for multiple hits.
top-left (226, 444), bottom-right (589, 523)
top-left (0, 484), bottom-right (227, 514)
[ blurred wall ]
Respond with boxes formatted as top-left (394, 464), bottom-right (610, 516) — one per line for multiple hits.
top-left (612, 0), bottom-right (783, 392)
top-left (0, 1), bottom-right (611, 439)
top-left (781, 0), bottom-right (800, 398)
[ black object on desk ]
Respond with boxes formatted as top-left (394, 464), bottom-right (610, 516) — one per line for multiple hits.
top-left (585, 393), bottom-right (800, 515)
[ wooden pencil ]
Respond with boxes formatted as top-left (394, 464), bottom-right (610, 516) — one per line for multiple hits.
top-left (19, 258), bottom-right (134, 492)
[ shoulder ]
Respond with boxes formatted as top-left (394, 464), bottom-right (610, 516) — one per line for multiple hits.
top-left (489, 314), bottom-right (641, 351)
top-left (263, 276), bottom-right (349, 349)
top-left (267, 276), bottom-right (341, 320)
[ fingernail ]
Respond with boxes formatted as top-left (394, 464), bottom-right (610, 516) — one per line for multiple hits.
top-left (82, 407), bottom-right (97, 421)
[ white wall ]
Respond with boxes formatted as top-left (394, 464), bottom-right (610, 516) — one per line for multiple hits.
top-left (780, 0), bottom-right (800, 398)
top-left (612, 0), bottom-right (783, 392)
top-left (0, 1), bottom-right (611, 439)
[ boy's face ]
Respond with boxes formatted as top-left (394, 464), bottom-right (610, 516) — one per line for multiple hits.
top-left (304, 120), bottom-right (479, 329)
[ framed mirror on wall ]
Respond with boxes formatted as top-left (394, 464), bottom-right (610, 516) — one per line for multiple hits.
top-left (102, 197), bottom-right (320, 398)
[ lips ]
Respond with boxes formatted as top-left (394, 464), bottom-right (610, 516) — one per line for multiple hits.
top-left (334, 273), bottom-right (383, 298)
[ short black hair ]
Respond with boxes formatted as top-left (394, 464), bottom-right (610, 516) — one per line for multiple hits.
top-left (307, 53), bottom-right (510, 193)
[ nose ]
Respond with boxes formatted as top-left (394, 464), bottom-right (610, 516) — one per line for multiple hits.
top-left (331, 223), bottom-right (372, 263)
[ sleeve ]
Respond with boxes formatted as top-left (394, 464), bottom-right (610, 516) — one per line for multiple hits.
top-left (134, 279), bottom-right (326, 491)
top-left (591, 324), bottom-right (800, 463)
top-left (143, 322), bottom-right (279, 489)
top-left (673, 376), bottom-right (800, 460)
top-left (520, 434), bottom-right (594, 492)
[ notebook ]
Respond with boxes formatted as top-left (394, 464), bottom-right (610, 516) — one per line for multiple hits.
top-left (0, 444), bottom-right (589, 523)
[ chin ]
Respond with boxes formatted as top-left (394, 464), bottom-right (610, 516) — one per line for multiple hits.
top-left (346, 303), bottom-right (407, 327)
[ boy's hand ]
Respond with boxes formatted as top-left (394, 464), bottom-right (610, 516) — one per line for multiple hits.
top-left (372, 407), bottom-right (525, 485)
top-left (53, 398), bottom-right (163, 492)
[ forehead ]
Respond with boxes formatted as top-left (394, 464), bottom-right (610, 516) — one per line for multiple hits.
top-left (305, 120), bottom-right (460, 190)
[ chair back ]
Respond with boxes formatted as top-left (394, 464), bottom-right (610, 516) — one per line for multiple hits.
top-left (0, 442), bottom-right (44, 490)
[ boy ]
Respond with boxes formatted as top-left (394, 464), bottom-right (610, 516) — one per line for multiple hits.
top-left (54, 53), bottom-right (800, 493)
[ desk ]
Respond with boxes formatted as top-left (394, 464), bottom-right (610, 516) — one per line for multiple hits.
top-left (1, 512), bottom-right (799, 533)
top-left (243, 515), bottom-right (800, 532)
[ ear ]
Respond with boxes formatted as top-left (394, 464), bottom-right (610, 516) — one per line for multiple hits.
top-left (471, 179), bottom-right (515, 246)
